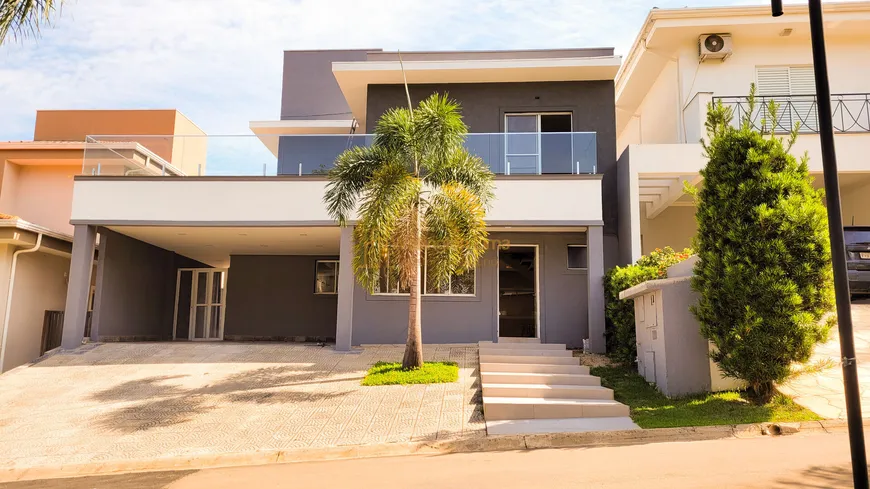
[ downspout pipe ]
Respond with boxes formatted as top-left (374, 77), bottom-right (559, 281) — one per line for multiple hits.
top-left (0, 233), bottom-right (43, 372)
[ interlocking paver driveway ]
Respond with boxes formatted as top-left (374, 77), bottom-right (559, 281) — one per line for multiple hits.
top-left (779, 301), bottom-right (870, 418)
top-left (0, 343), bottom-right (483, 470)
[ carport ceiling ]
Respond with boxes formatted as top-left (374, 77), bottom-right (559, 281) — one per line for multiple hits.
top-left (107, 226), bottom-right (341, 267)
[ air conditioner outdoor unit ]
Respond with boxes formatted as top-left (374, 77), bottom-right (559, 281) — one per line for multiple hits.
top-left (698, 34), bottom-right (732, 62)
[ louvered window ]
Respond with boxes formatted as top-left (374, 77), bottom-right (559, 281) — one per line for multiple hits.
top-left (756, 66), bottom-right (818, 132)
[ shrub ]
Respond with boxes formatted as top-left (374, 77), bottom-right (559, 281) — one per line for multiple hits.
top-left (691, 85), bottom-right (834, 401)
top-left (605, 246), bottom-right (693, 364)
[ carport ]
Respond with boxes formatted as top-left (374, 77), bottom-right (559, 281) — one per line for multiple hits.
top-left (73, 225), bottom-right (341, 344)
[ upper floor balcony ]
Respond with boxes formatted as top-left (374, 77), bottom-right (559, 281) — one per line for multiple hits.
top-left (73, 131), bottom-right (604, 228)
top-left (82, 132), bottom-right (598, 178)
top-left (683, 92), bottom-right (870, 144)
top-left (712, 93), bottom-right (870, 135)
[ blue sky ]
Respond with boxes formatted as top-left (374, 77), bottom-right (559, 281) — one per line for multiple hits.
top-left (0, 0), bottom-right (824, 142)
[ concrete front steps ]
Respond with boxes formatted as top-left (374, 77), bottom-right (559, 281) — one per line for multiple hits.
top-left (479, 340), bottom-right (638, 435)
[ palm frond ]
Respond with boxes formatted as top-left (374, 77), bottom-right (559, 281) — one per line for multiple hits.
top-left (374, 107), bottom-right (414, 157)
top-left (423, 183), bottom-right (489, 289)
top-left (414, 93), bottom-right (467, 161)
top-left (388, 204), bottom-right (422, 291)
top-left (352, 162), bottom-right (421, 292)
top-left (323, 146), bottom-right (391, 226)
top-left (424, 148), bottom-right (494, 208)
top-left (0, 0), bottom-right (62, 44)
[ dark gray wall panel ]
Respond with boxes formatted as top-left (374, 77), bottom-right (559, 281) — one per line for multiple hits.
top-left (365, 81), bottom-right (618, 238)
top-left (351, 232), bottom-right (589, 347)
top-left (94, 229), bottom-right (205, 339)
top-left (281, 50), bottom-right (372, 120)
top-left (224, 255), bottom-right (338, 338)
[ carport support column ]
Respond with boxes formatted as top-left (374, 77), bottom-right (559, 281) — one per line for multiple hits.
top-left (587, 225), bottom-right (606, 353)
top-left (335, 226), bottom-right (355, 351)
top-left (61, 225), bottom-right (97, 350)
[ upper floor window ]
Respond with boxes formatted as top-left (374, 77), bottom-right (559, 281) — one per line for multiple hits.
top-left (505, 113), bottom-right (574, 174)
top-left (376, 249), bottom-right (476, 296)
top-left (756, 66), bottom-right (815, 97)
top-left (755, 66), bottom-right (818, 131)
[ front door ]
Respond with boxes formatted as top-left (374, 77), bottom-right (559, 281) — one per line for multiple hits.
top-left (173, 268), bottom-right (227, 341)
top-left (497, 245), bottom-right (539, 338)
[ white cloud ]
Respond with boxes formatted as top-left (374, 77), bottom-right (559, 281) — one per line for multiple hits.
top-left (0, 0), bottom-right (843, 141)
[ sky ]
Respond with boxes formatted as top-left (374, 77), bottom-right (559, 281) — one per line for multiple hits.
top-left (0, 0), bottom-right (823, 142)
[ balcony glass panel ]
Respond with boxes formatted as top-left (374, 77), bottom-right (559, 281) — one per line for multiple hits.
top-left (82, 132), bottom-right (598, 177)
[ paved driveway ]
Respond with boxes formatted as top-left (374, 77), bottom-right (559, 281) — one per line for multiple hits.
top-left (0, 343), bottom-right (483, 471)
top-left (779, 301), bottom-right (870, 418)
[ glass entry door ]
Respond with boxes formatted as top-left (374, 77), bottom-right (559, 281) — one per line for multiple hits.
top-left (173, 268), bottom-right (227, 341)
top-left (497, 245), bottom-right (539, 338)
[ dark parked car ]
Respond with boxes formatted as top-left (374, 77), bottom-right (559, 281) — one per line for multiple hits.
top-left (846, 226), bottom-right (870, 299)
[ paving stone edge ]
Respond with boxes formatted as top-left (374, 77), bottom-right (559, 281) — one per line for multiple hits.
top-left (1, 419), bottom-right (859, 483)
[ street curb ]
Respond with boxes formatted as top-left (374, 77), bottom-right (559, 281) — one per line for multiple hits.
top-left (0, 419), bottom-right (859, 482)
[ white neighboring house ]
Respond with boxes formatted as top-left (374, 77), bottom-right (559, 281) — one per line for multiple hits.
top-left (616, 2), bottom-right (870, 264)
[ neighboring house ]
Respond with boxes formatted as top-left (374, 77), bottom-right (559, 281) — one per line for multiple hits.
top-left (0, 110), bottom-right (204, 371)
top-left (615, 2), bottom-right (870, 264)
top-left (60, 48), bottom-right (622, 352)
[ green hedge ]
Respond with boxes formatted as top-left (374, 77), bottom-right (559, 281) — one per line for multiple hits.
top-left (604, 247), bottom-right (693, 365)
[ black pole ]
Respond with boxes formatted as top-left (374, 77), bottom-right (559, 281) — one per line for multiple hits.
top-left (801, 0), bottom-right (869, 486)
top-left (771, 0), bottom-right (783, 16)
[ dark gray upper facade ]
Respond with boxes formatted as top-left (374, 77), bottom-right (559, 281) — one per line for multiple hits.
top-left (277, 47), bottom-right (620, 239)
top-left (280, 49), bottom-right (376, 121)
top-left (365, 81), bottom-right (617, 236)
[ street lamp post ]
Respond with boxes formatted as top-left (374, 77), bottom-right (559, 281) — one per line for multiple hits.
top-left (771, 1), bottom-right (869, 487)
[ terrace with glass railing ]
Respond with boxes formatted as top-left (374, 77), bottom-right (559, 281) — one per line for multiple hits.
top-left (82, 132), bottom-right (598, 177)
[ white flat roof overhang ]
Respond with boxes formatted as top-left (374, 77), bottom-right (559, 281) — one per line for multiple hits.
top-left (248, 120), bottom-right (359, 156)
top-left (332, 56), bottom-right (622, 130)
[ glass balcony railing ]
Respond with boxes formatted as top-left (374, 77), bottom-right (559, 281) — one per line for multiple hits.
top-left (82, 132), bottom-right (598, 177)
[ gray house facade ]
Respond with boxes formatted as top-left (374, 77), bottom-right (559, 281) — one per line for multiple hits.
top-left (60, 48), bottom-right (621, 352)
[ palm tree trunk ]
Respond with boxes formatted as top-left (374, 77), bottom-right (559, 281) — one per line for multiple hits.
top-left (402, 210), bottom-right (424, 370)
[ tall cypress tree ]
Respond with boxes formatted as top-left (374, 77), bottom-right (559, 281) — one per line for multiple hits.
top-left (692, 85), bottom-right (835, 401)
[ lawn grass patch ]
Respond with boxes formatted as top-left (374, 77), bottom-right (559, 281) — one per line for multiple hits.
top-left (592, 365), bottom-right (821, 429)
top-left (361, 361), bottom-right (459, 386)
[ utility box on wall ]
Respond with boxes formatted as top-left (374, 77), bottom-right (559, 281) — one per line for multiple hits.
top-left (619, 257), bottom-right (743, 397)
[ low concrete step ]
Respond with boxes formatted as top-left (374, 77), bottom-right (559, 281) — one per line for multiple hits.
top-left (481, 371), bottom-right (598, 386)
top-left (479, 348), bottom-right (574, 358)
top-left (479, 354), bottom-right (579, 365)
top-left (497, 337), bottom-right (541, 344)
top-left (486, 417), bottom-right (640, 435)
top-left (479, 363), bottom-right (590, 375)
top-left (478, 341), bottom-right (566, 350)
top-left (482, 383), bottom-right (613, 400)
top-left (483, 397), bottom-right (630, 420)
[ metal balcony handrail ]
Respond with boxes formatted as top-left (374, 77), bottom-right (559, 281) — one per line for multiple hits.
top-left (711, 93), bottom-right (870, 134)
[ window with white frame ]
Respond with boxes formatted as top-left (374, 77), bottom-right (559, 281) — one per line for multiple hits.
top-left (567, 245), bottom-right (588, 270)
top-left (376, 249), bottom-right (475, 296)
top-left (314, 260), bottom-right (339, 294)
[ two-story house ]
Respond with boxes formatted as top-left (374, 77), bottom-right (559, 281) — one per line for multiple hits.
top-left (0, 109), bottom-right (204, 371)
top-left (60, 48), bottom-right (622, 353)
top-left (616, 2), bottom-right (870, 265)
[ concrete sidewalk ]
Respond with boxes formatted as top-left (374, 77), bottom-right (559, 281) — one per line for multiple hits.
top-left (779, 301), bottom-right (870, 418)
top-left (0, 343), bottom-right (483, 473)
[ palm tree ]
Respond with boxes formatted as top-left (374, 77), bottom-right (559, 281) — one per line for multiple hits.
top-left (324, 93), bottom-right (494, 369)
top-left (0, 0), bottom-right (63, 44)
